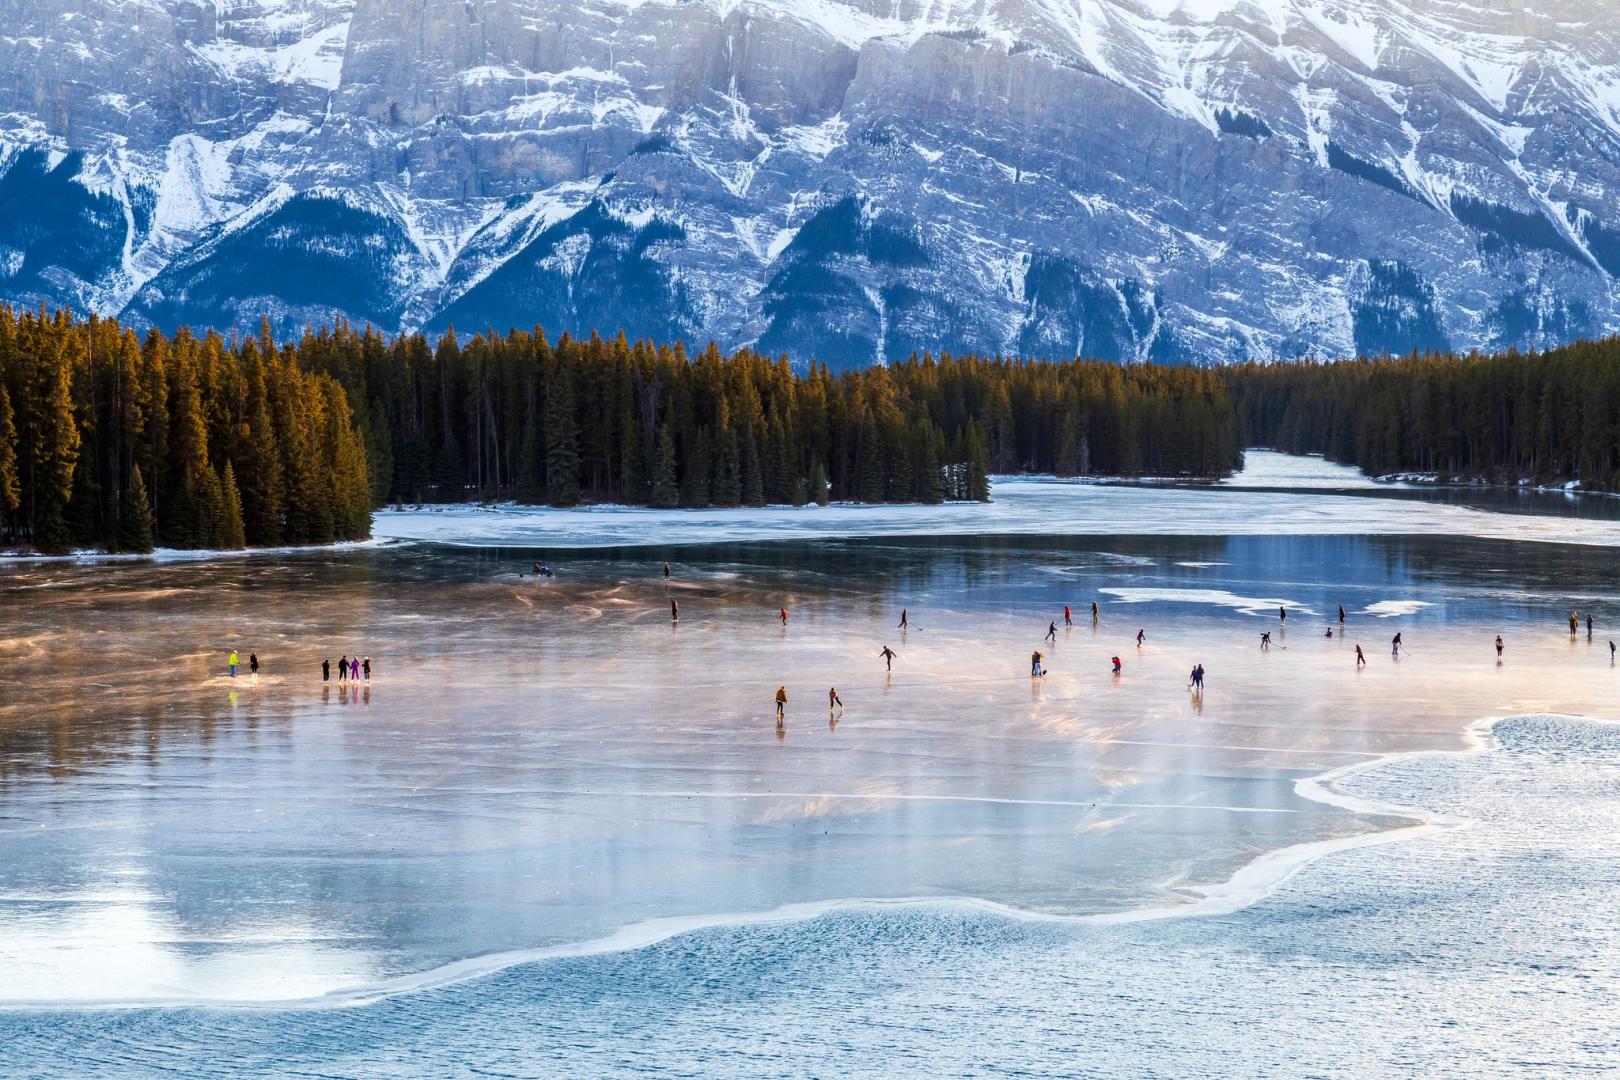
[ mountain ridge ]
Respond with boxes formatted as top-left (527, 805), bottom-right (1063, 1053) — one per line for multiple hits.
top-left (2, 0), bottom-right (1618, 367)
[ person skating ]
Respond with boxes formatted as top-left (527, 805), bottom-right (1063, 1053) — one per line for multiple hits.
top-left (338, 654), bottom-right (348, 681)
top-left (350, 657), bottom-right (359, 680)
top-left (1495, 635), bottom-right (1504, 658)
top-left (898, 608), bottom-right (909, 630)
top-left (775, 686), bottom-right (787, 722)
top-left (362, 656), bottom-right (371, 681)
top-left (1045, 621), bottom-right (1058, 643)
top-left (829, 687), bottom-right (843, 711)
top-left (1260, 631), bottom-right (1271, 650)
top-left (880, 646), bottom-right (897, 671)
top-left (1031, 651), bottom-right (1045, 678)
top-left (1391, 633), bottom-right (1402, 657)
top-left (1135, 628), bottom-right (1146, 647)
top-left (1611, 640), bottom-right (1616, 662)
top-left (1111, 656), bottom-right (1122, 675)
top-left (671, 599), bottom-right (680, 623)
top-left (1588, 614), bottom-right (1595, 639)
top-left (1091, 601), bottom-right (1099, 622)
top-left (1355, 644), bottom-right (1366, 667)
top-left (1325, 626), bottom-right (1334, 638)
top-left (779, 607), bottom-right (789, 627)
top-left (322, 658), bottom-right (331, 682)
top-left (249, 652), bottom-right (259, 680)
top-left (1570, 611), bottom-right (1579, 637)
top-left (1064, 605), bottom-right (1072, 628)
top-left (1338, 604), bottom-right (1346, 623)
top-left (228, 649), bottom-right (239, 678)
top-left (663, 562), bottom-right (670, 578)
top-left (1193, 664), bottom-right (1205, 690)
top-left (1279, 605), bottom-right (1287, 626)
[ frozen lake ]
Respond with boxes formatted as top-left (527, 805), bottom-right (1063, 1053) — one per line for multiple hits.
top-left (3, 452), bottom-right (1620, 1073)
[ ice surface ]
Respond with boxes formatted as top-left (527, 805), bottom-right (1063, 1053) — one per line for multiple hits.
top-left (5, 523), bottom-right (1620, 1010)
top-left (6, 458), bottom-right (1620, 1073)
top-left (6, 713), bottom-right (1616, 1075)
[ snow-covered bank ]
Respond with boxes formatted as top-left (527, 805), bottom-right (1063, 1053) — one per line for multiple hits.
top-left (0, 539), bottom-right (392, 565)
top-left (371, 473), bottom-right (1620, 549)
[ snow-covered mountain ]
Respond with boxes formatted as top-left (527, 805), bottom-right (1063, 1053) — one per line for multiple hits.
top-left (4, 0), bottom-right (1619, 367)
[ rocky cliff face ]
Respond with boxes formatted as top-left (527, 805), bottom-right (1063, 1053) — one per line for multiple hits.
top-left (2, 0), bottom-right (1618, 367)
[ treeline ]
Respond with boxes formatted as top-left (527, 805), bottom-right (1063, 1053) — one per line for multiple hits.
top-left (1229, 337), bottom-right (1620, 488)
top-left (0, 307), bottom-right (371, 554)
top-left (296, 325), bottom-right (1241, 508)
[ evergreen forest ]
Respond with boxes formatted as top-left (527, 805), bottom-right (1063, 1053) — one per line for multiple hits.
top-left (9, 304), bottom-right (1620, 555)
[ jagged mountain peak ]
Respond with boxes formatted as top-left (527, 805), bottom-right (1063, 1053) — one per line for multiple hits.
top-left (0, 0), bottom-right (1617, 365)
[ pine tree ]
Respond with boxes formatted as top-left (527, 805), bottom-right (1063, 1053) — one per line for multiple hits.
top-left (219, 461), bottom-right (247, 549)
top-left (0, 385), bottom-right (21, 539)
top-left (31, 334), bottom-right (81, 553)
top-left (965, 422), bottom-right (991, 501)
top-left (741, 429), bottom-right (765, 507)
top-left (544, 370), bottom-right (581, 506)
top-left (117, 466), bottom-right (154, 553)
top-left (650, 424), bottom-right (680, 508)
top-left (681, 427), bottom-right (712, 506)
top-left (808, 458), bottom-right (830, 506)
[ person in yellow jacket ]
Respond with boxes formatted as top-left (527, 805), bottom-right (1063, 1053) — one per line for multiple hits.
top-left (775, 686), bottom-right (787, 721)
top-left (228, 650), bottom-right (239, 678)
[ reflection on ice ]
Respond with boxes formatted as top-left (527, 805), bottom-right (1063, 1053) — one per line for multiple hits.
top-left (3, 715), bottom-right (1614, 1076)
top-left (5, 528), bottom-right (1620, 1006)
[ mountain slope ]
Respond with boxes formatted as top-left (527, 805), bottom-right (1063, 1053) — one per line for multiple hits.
top-left (2, 0), bottom-right (1618, 367)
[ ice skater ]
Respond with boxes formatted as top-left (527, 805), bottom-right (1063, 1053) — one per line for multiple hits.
top-left (1260, 631), bottom-right (1271, 650)
top-left (1325, 626), bottom-right (1334, 638)
top-left (1091, 601), bottom-right (1099, 622)
top-left (350, 656), bottom-right (360, 680)
top-left (775, 686), bottom-right (787, 722)
top-left (1031, 651), bottom-right (1046, 678)
top-left (898, 608), bottom-right (909, 630)
top-left (663, 562), bottom-right (670, 578)
top-left (1391, 633), bottom-right (1402, 657)
top-left (1064, 605), bottom-right (1073, 628)
top-left (1570, 611), bottom-right (1579, 638)
top-left (880, 645), bottom-right (897, 671)
top-left (1611, 641), bottom-right (1616, 663)
top-left (1046, 621), bottom-right (1058, 643)
top-left (228, 649), bottom-right (238, 678)
top-left (338, 654), bottom-right (348, 681)
top-left (362, 656), bottom-right (371, 681)
top-left (249, 652), bottom-right (259, 681)
top-left (1279, 605), bottom-right (1287, 626)
top-left (1135, 628), bottom-right (1146, 647)
top-left (1338, 604), bottom-right (1345, 623)
top-left (1495, 635), bottom-right (1504, 658)
top-left (671, 599), bottom-right (680, 623)
top-left (1588, 614), bottom-right (1595, 639)
top-left (779, 607), bottom-right (789, 627)
top-left (322, 658), bottom-right (331, 682)
top-left (829, 687), bottom-right (843, 712)
top-left (1111, 655), bottom-right (1122, 675)
top-left (1355, 644), bottom-right (1366, 667)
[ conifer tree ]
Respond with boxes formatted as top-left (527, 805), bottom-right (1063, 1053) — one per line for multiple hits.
top-left (544, 369), bottom-right (581, 505)
top-left (117, 466), bottom-right (154, 553)
top-left (0, 385), bottom-right (20, 539)
top-left (650, 424), bottom-right (680, 508)
top-left (30, 334), bottom-right (81, 553)
top-left (219, 461), bottom-right (247, 550)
